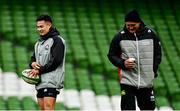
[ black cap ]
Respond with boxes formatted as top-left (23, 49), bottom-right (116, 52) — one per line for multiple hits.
top-left (125, 10), bottom-right (141, 22)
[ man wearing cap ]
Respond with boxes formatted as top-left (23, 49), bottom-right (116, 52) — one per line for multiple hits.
top-left (107, 10), bottom-right (162, 110)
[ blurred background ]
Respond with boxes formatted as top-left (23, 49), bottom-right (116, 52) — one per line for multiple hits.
top-left (0, 0), bottom-right (180, 110)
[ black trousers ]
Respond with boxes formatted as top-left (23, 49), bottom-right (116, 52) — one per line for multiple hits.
top-left (120, 84), bottom-right (155, 111)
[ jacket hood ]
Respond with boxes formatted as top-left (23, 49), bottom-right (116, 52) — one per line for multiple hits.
top-left (40, 27), bottom-right (60, 40)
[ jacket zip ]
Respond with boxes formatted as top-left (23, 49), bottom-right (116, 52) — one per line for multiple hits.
top-left (134, 33), bottom-right (140, 89)
top-left (36, 42), bottom-right (40, 65)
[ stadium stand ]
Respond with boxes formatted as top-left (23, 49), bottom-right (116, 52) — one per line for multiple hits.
top-left (0, 0), bottom-right (180, 110)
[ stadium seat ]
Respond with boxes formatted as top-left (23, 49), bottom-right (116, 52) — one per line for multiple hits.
top-left (64, 89), bottom-right (81, 110)
top-left (111, 95), bottom-right (121, 110)
top-left (156, 96), bottom-right (170, 108)
top-left (64, 63), bottom-right (77, 89)
top-left (96, 95), bottom-right (113, 111)
top-left (159, 106), bottom-right (173, 111)
top-left (0, 70), bottom-right (3, 96)
top-left (3, 72), bottom-right (19, 97)
top-left (75, 68), bottom-right (92, 90)
top-left (0, 96), bottom-right (7, 110)
top-left (106, 80), bottom-right (120, 96)
top-left (91, 74), bottom-right (108, 95)
top-left (172, 101), bottom-right (180, 110)
top-left (7, 96), bottom-right (21, 110)
top-left (55, 102), bottom-right (66, 110)
top-left (19, 79), bottom-right (36, 98)
top-left (80, 89), bottom-right (97, 110)
top-left (21, 96), bottom-right (38, 110)
top-left (154, 74), bottom-right (167, 96)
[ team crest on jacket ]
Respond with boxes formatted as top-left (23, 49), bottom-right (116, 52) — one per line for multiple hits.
top-left (45, 44), bottom-right (49, 50)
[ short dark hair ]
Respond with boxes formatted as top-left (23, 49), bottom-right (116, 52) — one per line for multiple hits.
top-left (36, 14), bottom-right (53, 23)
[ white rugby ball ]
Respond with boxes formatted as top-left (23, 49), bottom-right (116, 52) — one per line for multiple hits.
top-left (21, 69), bottom-right (40, 85)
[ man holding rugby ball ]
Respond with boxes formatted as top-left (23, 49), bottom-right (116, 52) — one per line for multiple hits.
top-left (29, 14), bottom-right (66, 110)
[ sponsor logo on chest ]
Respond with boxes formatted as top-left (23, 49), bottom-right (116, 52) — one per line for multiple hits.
top-left (45, 44), bottom-right (49, 50)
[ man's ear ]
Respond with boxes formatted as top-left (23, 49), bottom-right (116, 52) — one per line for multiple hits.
top-left (46, 21), bottom-right (52, 27)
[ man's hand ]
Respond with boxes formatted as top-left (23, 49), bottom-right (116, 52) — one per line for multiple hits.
top-left (28, 69), bottom-right (39, 78)
top-left (31, 62), bottom-right (41, 70)
top-left (124, 58), bottom-right (136, 69)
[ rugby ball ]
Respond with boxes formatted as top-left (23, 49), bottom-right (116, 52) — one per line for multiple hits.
top-left (21, 69), bottom-right (40, 85)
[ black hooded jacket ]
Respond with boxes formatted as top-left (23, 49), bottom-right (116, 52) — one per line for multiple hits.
top-left (107, 22), bottom-right (162, 88)
top-left (29, 27), bottom-right (65, 75)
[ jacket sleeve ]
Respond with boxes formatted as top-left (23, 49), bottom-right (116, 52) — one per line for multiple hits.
top-left (39, 37), bottom-right (65, 74)
top-left (29, 52), bottom-right (36, 69)
top-left (153, 34), bottom-right (162, 77)
top-left (107, 33), bottom-right (127, 70)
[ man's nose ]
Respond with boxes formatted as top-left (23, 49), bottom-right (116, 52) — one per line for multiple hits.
top-left (129, 26), bottom-right (134, 30)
